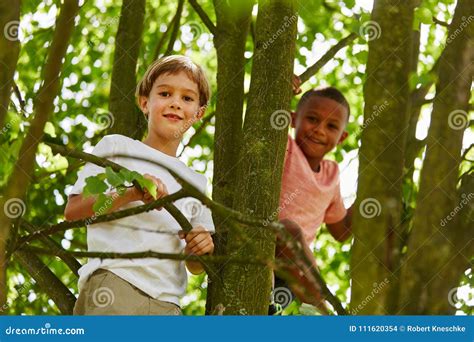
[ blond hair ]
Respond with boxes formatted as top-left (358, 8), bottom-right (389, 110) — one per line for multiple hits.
top-left (136, 55), bottom-right (210, 107)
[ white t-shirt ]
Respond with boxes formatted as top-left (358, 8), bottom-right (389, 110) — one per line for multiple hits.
top-left (70, 134), bottom-right (214, 306)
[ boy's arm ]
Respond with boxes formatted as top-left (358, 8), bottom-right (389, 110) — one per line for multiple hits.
top-left (326, 205), bottom-right (353, 242)
top-left (64, 188), bottom-right (141, 221)
top-left (64, 174), bottom-right (168, 221)
top-left (180, 227), bottom-right (214, 275)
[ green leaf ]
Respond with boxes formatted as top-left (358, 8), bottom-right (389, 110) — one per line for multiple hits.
top-left (84, 176), bottom-right (108, 196)
top-left (92, 193), bottom-right (108, 213)
top-left (415, 7), bottom-right (433, 25)
top-left (119, 169), bottom-right (135, 183)
top-left (136, 176), bottom-right (157, 199)
top-left (44, 122), bottom-right (57, 138)
top-left (105, 166), bottom-right (124, 187)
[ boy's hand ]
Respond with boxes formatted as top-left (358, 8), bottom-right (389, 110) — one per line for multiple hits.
top-left (179, 226), bottom-right (214, 256)
top-left (292, 74), bottom-right (302, 95)
top-left (127, 174), bottom-right (169, 210)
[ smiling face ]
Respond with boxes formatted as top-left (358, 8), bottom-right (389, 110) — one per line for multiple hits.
top-left (139, 71), bottom-right (204, 143)
top-left (292, 95), bottom-right (348, 164)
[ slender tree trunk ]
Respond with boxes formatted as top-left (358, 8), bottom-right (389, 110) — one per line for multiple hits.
top-left (0, 0), bottom-right (80, 313)
top-left (108, 0), bottom-right (147, 140)
top-left (350, 0), bottom-right (415, 314)
top-left (15, 250), bottom-right (76, 314)
top-left (399, 0), bottom-right (473, 314)
top-left (206, 0), bottom-right (254, 314)
top-left (207, 0), bottom-right (297, 315)
top-left (0, 0), bottom-right (21, 128)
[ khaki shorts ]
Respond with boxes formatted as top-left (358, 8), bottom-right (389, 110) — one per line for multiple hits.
top-left (73, 269), bottom-right (182, 315)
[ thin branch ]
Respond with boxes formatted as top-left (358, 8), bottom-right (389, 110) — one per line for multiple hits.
top-left (165, 0), bottom-right (185, 56)
top-left (15, 190), bottom-right (186, 248)
top-left (14, 249), bottom-right (76, 314)
top-left (188, 0), bottom-right (217, 36)
top-left (299, 32), bottom-right (357, 84)
top-left (432, 16), bottom-right (449, 27)
top-left (461, 143), bottom-right (474, 161)
top-left (178, 112), bottom-right (215, 157)
top-left (22, 245), bottom-right (268, 266)
top-left (45, 141), bottom-right (193, 233)
top-left (153, 6), bottom-right (180, 61)
top-left (411, 57), bottom-right (440, 107)
top-left (12, 81), bottom-right (25, 113)
top-left (21, 220), bottom-right (81, 276)
top-left (45, 141), bottom-right (285, 233)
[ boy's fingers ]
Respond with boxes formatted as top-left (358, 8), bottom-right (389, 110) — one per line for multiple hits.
top-left (186, 233), bottom-right (206, 248)
top-left (185, 231), bottom-right (209, 244)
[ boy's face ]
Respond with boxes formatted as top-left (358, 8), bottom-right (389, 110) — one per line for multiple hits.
top-left (292, 95), bottom-right (348, 161)
top-left (139, 71), bottom-right (204, 141)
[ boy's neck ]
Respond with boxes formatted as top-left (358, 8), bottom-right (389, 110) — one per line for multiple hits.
top-left (143, 135), bottom-right (179, 158)
top-left (306, 156), bottom-right (322, 173)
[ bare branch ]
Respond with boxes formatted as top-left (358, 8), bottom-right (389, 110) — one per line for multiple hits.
top-left (299, 33), bottom-right (357, 84)
top-left (14, 249), bottom-right (76, 314)
top-left (178, 112), bottom-right (215, 157)
top-left (165, 0), bottom-right (185, 56)
top-left (188, 0), bottom-right (217, 36)
top-left (22, 245), bottom-right (268, 266)
top-left (153, 5), bottom-right (180, 60)
top-left (432, 16), bottom-right (449, 27)
top-left (15, 190), bottom-right (186, 248)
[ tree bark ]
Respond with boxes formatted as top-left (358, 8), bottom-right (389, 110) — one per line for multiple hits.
top-left (15, 250), bottom-right (76, 314)
top-left (0, 0), bottom-right (80, 312)
top-left (108, 0), bottom-right (147, 140)
top-left (0, 0), bottom-right (21, 128)
top-left (207, 0), bottom-right (297, 315)
top-left (399, 0), bottom-right (473, 314)
top-left (350, 0), bottom-right (416, 314)
top-left (206, 0), bottom-right (254, 314)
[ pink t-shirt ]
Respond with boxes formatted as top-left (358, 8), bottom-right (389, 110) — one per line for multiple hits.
top-left (278, 136), bottom-right (347, 246)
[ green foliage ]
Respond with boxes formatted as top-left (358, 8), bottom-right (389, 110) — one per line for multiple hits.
top-left (3, 0), bottom-right (466, 315)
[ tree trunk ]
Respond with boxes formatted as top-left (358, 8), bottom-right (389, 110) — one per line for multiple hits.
top-left (399, 0), bottom-right (473, 314)
top-left (206, 0), bottom-right (254, 314)
top-left (0, 0), bottom-right (20, 128)
top-left (207, 0), bottom-right (297, 315)
top-left (108, 0), bottom-right (147, 140)
top-left (0, 0), bottom-right (80, 312)
top-left (350, 0), bottom-right (415, 314)
top-left (15, 250), bottom-right (76, 314)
